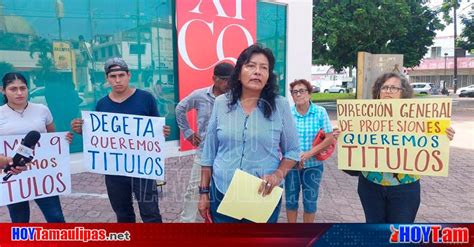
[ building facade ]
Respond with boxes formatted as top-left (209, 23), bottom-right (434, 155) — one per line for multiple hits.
top-left (0, 0), bottom-right (312, 155)
top-left (407, 37), bottom-right (474, 89)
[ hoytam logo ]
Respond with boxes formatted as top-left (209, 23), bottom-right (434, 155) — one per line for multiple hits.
top-left (11, 227), bottom-right (130, 242)
top-left (390, 225), bottom-right (469, 244)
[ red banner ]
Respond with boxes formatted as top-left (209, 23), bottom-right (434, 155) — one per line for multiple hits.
top-left (176, 0), bottom-right (256, 151)
top-left (1, 224), bottom-right (473, 246)
top-left (0, 223), bottom-right (330, 246)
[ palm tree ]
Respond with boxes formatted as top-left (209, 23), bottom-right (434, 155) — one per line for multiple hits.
top-left (0, 61), bottom-right (14, 82)
top-left (29, 36), bottom-right (54, 86)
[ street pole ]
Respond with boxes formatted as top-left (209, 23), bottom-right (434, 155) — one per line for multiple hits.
top-left (57, 18), bottom-right (62, 40)
top-left (444, 53), bottom-right (447, 82)
top-left (444, 53), bottom-right (448, 95)
top-left (136, 0), bottom-right (142, 87)
top-left (453, 1), bottom-right (458, 94)
top-left (55, 0), bottom-right (64, 41)
top-left (88, 0), bottom-right (97, 94)
top-left (157, 17), bottom-right (162, 83)
top-left (156, 1), bottom-right (165, 84)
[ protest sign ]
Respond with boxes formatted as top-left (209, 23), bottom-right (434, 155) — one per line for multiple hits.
top-left (0, 132), bottom-right (71, 206)
top-left (337, 98), bottom-right (452, 176)
top-left (81, 111), bottom-right (166, 180)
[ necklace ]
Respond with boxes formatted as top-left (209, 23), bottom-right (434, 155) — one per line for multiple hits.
top-left (7, 102), bottom-right (29, 118)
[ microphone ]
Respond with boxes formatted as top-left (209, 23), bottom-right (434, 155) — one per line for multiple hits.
top-left (3, 131), bottom-right (41, 181)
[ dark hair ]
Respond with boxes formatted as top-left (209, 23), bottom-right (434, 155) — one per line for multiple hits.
top-left (2, 72), bottom-right (28, 103)
top-left (372, 72), bottom-right (413, 99)
top-left (227, 44), bottom-right (277, 119)
top-left (289, 79), bottom-right (312, 93)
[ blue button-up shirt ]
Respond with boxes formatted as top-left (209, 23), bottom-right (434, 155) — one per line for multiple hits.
top-left (292, 102), bottom-right (333, 168)
top-left (175, 86), bottom-right (215, 154)
top-left (201, 94), bottom-right (300, 194)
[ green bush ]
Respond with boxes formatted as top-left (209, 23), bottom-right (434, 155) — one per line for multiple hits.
top-left (311, 93), bottom-right (356, 102)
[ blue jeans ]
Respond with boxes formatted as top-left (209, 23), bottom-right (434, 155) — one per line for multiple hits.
top-left (357, 175), bottom-right (420, 223)
top-left (284, 165), bottom-right (324, 214)
top-left (7, 196), bottom-right (65, 223)
top-left (209, 181), bottom-right (281, 223)
top-left (105, 175), bottom-right (162, 223)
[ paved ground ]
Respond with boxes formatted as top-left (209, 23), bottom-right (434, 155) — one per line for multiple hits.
top-left (1, 96), bottom-right (473, 223)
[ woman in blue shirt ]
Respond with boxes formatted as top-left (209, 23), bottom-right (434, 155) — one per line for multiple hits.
top-left (198, 44), bottom-right (300, 223)
top-left (285, 79), bottom-right (334, 223)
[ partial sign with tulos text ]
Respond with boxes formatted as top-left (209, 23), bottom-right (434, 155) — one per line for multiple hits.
top-left (0, 132), bottom-right (71, 206)
top-left (337, 98), bottom-right (452, 176)
top-left (81, 111), bottom-right (166, 180)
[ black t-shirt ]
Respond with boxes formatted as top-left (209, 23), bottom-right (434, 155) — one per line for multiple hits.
top-left (95, 89), bottom-right (159, 117)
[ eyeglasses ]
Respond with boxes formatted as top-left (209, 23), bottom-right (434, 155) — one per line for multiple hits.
top-left (381, 85), bottom-right (403, 93)
top-left (290, 89), bottom-right (309, 95)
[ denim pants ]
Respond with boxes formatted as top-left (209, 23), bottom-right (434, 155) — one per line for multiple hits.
top-left (357, 175), bottom-right (420, 223)
top-left (105, 175), bottom-right (162, 223)
top-left (7, 196), bottom-right (65, 223)
top-left (284, 165), bottom-right (324, 214)
top-left (209, 180), bottom-right (281, 223)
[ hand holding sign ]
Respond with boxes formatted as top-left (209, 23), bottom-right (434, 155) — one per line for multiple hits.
top-left (71, 118), bottom-right (84, 135)
top-left (446, 127), bottom-right (455, 141)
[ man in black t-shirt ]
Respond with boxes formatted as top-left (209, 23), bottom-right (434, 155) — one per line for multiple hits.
top-left (71, 57), bottom-right (170, 223)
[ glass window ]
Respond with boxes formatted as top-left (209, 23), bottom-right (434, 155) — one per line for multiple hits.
top-left (0, 0), bottom-right (178, 152)
top-left (257, 1), bottom-right (287, 96)
top-left (431, 46), bottom-right (441, 58)
top-left (1, 0), bottom-right (289, 152)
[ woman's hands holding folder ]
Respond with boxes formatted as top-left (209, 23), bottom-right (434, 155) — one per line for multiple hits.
top-left (259, 172), bottom-right (283, 197)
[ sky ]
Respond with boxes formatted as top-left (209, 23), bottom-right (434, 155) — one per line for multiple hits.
top-left (428, 0), bottom-right (473, 37)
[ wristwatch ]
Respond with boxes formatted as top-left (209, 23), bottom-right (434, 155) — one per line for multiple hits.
top-left (198, 186), bottom-right (210, 194)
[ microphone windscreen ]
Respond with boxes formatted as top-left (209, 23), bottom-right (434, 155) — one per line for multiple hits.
top-left (22, 131), bottom-right (41, 148)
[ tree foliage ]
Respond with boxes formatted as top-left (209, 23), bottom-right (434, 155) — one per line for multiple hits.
top-left (29, 36), bottom-right (54, 73)
top-left (0, 62), bottom-right (15, 81)
top-left (439, 0), bottom-right (460, 24)
top-left (312, 0), bottom-right (443, 71)
top-left (29, 36), bottom-right (54, 86)
top-left (458, 11), bottom-right (474, 51)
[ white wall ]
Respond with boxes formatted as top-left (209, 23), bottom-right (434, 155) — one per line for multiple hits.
top-left (429, 0), bottom-right (472, 37)
top-left (0, 50), bottom-right (40, 69)
top-left (274, 0), bottom-right (313, 101)
top-left (428, 36), bottom-right (455, 58)
top-left (426, 1), bottom-right (473, 58)
top-left (426, 35), bottom-right (474, 58)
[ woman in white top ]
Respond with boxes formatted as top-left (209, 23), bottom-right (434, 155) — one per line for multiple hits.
top-left (1, 72), bottom-right (66, 222)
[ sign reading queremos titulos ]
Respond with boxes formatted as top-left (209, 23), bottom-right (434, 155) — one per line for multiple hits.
top-left (81, 111), bottom-right (166, 180)
top-left (337, 98), bottom-right (452, 177)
